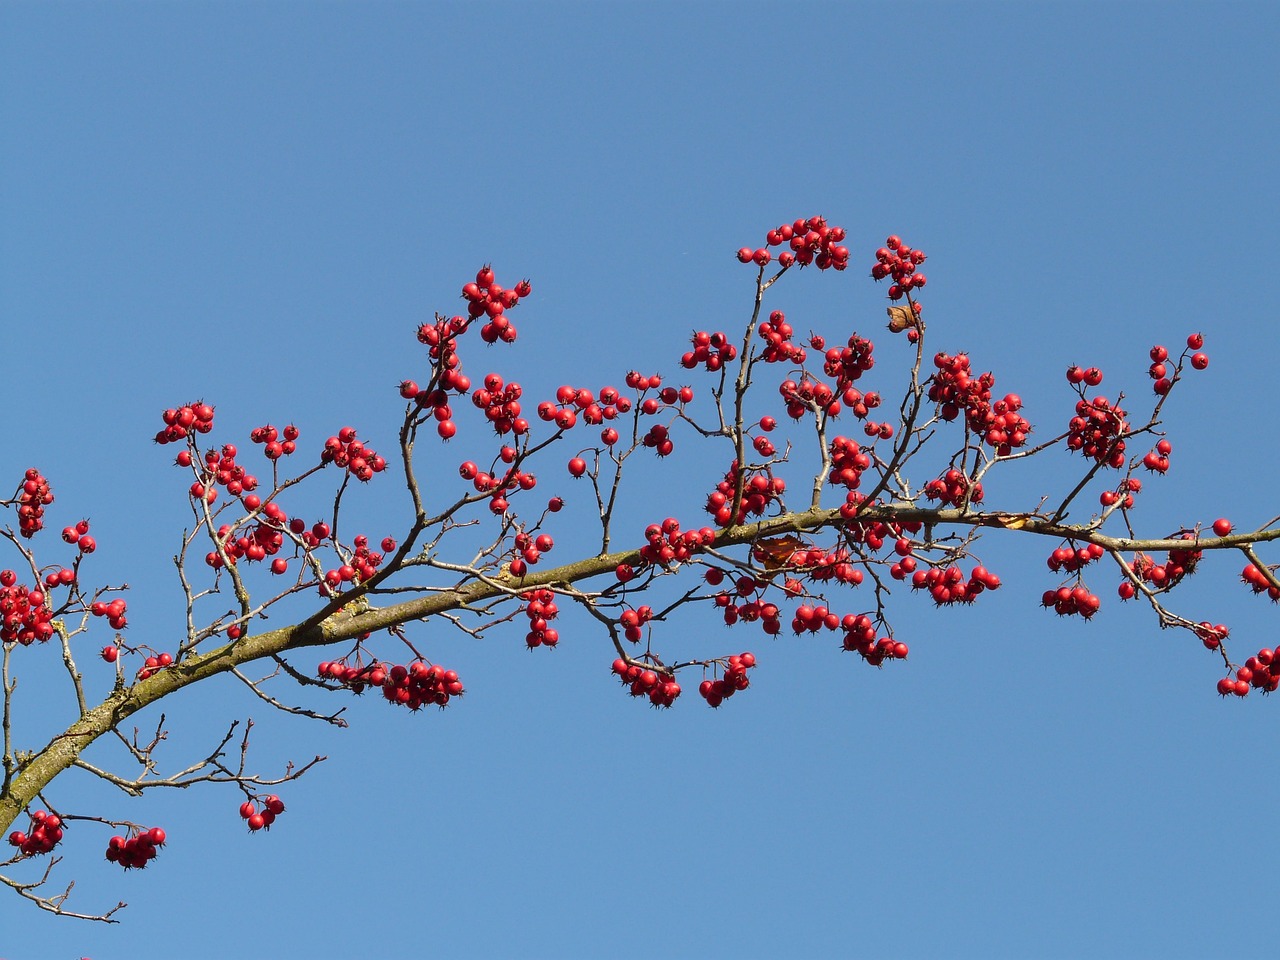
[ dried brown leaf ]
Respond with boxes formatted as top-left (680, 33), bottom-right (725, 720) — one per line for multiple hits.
top-left (886, 305), bottom-right (916, 333)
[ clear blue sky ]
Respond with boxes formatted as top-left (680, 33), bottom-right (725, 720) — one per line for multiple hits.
top-left (3, 3), bottom-right (1279, 958)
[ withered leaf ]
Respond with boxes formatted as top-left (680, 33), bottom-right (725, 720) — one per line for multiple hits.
top-left (988, 513), bottom-right (1031, 530)
top-left (753, 535), bottom-right (807, 570)
top-left (886, 305), bottom-right (916, 333)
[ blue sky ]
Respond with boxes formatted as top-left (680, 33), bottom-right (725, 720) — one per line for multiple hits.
top-left (3, 3), bottom-right (1279, 958)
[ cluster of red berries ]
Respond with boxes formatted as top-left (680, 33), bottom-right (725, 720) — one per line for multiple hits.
top-left (321, 534), bottom-right (387, 593)
top-left (841, 388), bottom-right (881, 421)
top-left (623, 370), bottom-right (670, 402)
top-left (1165, 535), bottom-right (1203, 579)
top-left (137, 651), bottom-right (174, 681)
top-left (249, 423), bottom-right (299, 460)
top-left (209, 511), bottom-right (324, 575)
top-left (779, 375), bottom-right (837, 421)
top-left (619, 604), bottom-right (654, 642)
top-left (316, 659), bottom-right (463, 710)
top-left (797, 550), bottom-right (863, 587)
top-left (1048, 541), bottom-right (1105, 573)
top-left (1217, 645), bottom-right (1280, 697)
top-left (1065, 365), bottom-right (1104, 388)
top-left (861, 419), bottom-right (895, 441)
top-left (1195, 622), bottom-right (1230, 651)
top-left (841, 615), bottom-right (909, 665)
top-left (836, 499), bottom-right (923, 547)
top-left (416, 316), bottom-right (471, 389)
top-left (0, 571), bottom-right (53, 645)
top-left (747, 541), bottom-right (864, 587)
top-left (12, 468), bottom-right (54, 539)
top-left (714, 586), bottom-right (783, 634)
top-left (737, 216), bottom-right (849, 271)
top-left (43, 566), bottom-right (76, 590)
top-left (704, 462), bottom-right (786, 527)
top-left (90, 596), bottom-right (129, 631)
top-left (180, 443), bottom-right (262, 506)
top-left (520, 588), bottom-right (560, 648)
top-left (459, 452), bottom-right (539, 516)
top-left (206, 504), bottom-right (286, 570)
top-left (1187, 334), bottom-right (1208, 367)
top-left (757, 312), bottom-right (806, 365)
top-left (1122, 537), bottom-right (1201, 595)
top-left (791, 602), bottom-right (841, 634)
top-left (321, 427), bottom-right (385, 482)
top-left (1149, 334), bottom-right (1209, 395)
top-left (683, 330), bottom-right (739, 370)
top-left (293, 519), bottom-right (331, 550)
top-left (154, 403), bottom-right (215, 445)
top-left (822, 334), bottom-right (876, 393)
top-left (912, 565), bottom-right (1001, 605)
top-left (1066, 393), bottom-right (1128, 468)
top-left (402, 380), bottom-right (466, 440)
top-left (410, 316), bottom-right (474, 436)
top-left (922, 469), bottom-right (986, 508)
top-left (750, 415), bottom-right (780, 458)
top-left (7, 810), bottom-right (64, 857)
top-left (105, 827), bottom-right (166, 869)
top-left (1241, 562), bottom-right (1280, 601)
top-left (888, 542), bottom-right (918, 581)
top-left (642, 422), bottom-right (674, 457)
top-left (464, 372), bottom-right (528, 437)
top-left (1142, 438), bottom-right (1172, 474)
top-left (1148, 345), bottom-right (1173, 394)
top-left (610, 657), bottom-right (682, 707)
top-left (929, 353), bottom-right (1030, 454)
top-left (697, 651), bottom-right (756, 707)
top-left (870, 235), bottom-right (927, 301)
top-left (509, 531), bottom-right (554, 577)
top-left (637, 517), bottom-right (716, 568)
top-left (1099, 477), bottom-right (1142, 511)
top-left (1042, 584), bottom-right (1101, 618)
top-left (60, 518), bottom-right (96, 555)
top-left (239, 795), bottom-right (286, 832)
top-left (461, 265), bottom-right (531, 344)
top-left (538, 384), bottom-right (633, 432)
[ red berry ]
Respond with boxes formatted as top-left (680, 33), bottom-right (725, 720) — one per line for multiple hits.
top-left (1212, 518), bottom-right (1232, 537)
